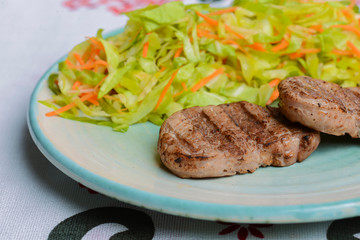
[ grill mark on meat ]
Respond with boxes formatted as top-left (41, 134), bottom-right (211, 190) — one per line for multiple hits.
top-left (181, 107), bottom-right (240, 155)
top-left (294, 77), bottom-right (347, 112)
top-left (201, 105), bottom-right (252, 156)
top-left (279, 76), bottom-right (360, 137)
top-left (158, 101), bottom-right (320, 178)
top-left (167, 120), bottom-right (197, 153)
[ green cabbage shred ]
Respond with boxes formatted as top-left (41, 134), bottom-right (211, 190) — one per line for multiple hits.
top-left (42, 0), bottom-right (360, 132)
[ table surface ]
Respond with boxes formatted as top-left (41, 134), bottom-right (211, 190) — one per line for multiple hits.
top-left (1, 0), bottom-right (360, 239)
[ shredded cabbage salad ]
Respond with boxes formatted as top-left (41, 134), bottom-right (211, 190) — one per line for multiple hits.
top-left (41, 0), bottom-right (360, 132)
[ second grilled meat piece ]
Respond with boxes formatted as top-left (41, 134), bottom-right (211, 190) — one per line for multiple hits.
top-left (278, 76), bottom-right (360, 138)
top-left (157, 101), bottom-right (320, 178)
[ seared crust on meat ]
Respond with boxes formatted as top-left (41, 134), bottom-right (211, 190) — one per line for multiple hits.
top-left (157, 101), bottom-right (320, 178)
top-left (278, 76), bottom-right (360, 138)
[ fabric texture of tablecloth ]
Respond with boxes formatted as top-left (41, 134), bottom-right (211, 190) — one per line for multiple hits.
top-left (1, 0), bottom-right (360, 239)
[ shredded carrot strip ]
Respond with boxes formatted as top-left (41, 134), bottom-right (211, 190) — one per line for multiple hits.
top-left (94, 59), bottom-right (108, 66)
top-left (331, 25), bottom-right (360, 38)
top-left (142, 42), bottom-right (149, 58)
top-left (172, 91), bottom-right (184, 98)
top-left (349, 0), bottom-right (356, 9)
top-left (276, 62), bottom-right (285, 69)
top-left (174, 47), bottom-right (183, 58)
top-left (197, 22), bottom-right (209, 28)
top-left (191, 68), bottom-right (224, 92)
top-left (305, 13), bottom-right (315, 18)
top-left (80, 58), bottom-right (94, 70)
top-left (341, 8), bottom-right (354, 21)
top-left (331, 49), bottom-right (352, 55)
top-left (196, 11), bottom-right (219, 26)
top-left (87, 95), bottom-right (99, 106)
top-left (45, 92), bottom-right (95, 117)
top-left (181, 82), bottom-right (188, 91)
top-left (206, 7), bottom-right (238, 16)
top-left (247, 42), bottom-right (267, 52)
top-left (73, 53), bottom-right (85, 65)
top-left (272, 39), bottom-right (289, 52)
top-left (221, 39), bottom-right (248, 55)
top-left (197, 29), bottom-right (221, 40)
top-left (159, 66), bottom-right (167, 72)
top-left (94, 77), bottom-right (106, 94)
top-left (224, 25), bottom-right (245, 39)
top-left (268, 78), bottom-right (281, 88)
top-left (72, 81), bottom-right (82, 90)
top-left (289, 52), bottom-right (305, 59)
top-left (309, 24), bottom-right (324, 33)
top-left (65, 59), bottom-right (75, 68)
top-left (172, 82), bottom-right (189, 98)
top-left (266, 88), bottom-right (279, 105)
top-left (347, 41), bottom-right (360, 58)
top-left (89, 37), bottom-right (104, 51)
top-left (155, 69), bottom-right (179, 110)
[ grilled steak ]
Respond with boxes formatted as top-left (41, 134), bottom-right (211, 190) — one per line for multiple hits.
top-left (278, 76), bottom-right (360, 138)
top-left (157, 101), bottom-right (320, 178)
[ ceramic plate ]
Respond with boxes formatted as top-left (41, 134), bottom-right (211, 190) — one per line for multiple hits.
top-left (28, 29), bottom-right (360, 224)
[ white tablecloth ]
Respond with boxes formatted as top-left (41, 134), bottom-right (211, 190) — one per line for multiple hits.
top-left (1, 0), bottom-right (359, 239)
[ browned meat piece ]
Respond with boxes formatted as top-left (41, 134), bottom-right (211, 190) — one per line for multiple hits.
top-left (157, 101), bottom-right (320, 178)
top-left (278, 76), bottom-right (360, 138)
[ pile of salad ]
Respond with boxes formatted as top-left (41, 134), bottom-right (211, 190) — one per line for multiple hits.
top-left (41, 0), bottom-right (360, 132)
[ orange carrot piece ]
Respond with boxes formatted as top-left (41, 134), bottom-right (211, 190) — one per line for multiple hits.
top-left (65, 59), bottom-right (75, 69)
top-left (331, 25), bottom-right (360, 38)
top-left (89, 37), bottom-right (104, 51)
top-left (142, 42), bottom-right (149, 58)
top-left (266, 88), bottom-right (279, 105)
top-left (221, 39), bottom-right (248, 54)
top-left (349, 0), bottom-right (356, 9)
top-left (154, 69), bottom-right (179, 111)
top-left (272, 39), bottom-right (289, 52)
top-left (45, 92), bottom-right (95, 117)
top-left (268, 78), bottom-right (281, 88)
top-left (196, 11), bottom-right (219, 26)
top-left (72, 81), bottom-right (82, 90)
top-left (197, 29), bottom-right (221, 40)
top-left (86, 95), bottom-right (99, 106)
top-left (172, 82), bottom-right (189, 98)
top-left (159, 66), bottom-right (167, 72)
top-left (206, 7), bottom-right (238, 16)
top-left (191, 68), bottom-right (224, 92)
top-left (73, 53), bottom-right (85, 65)
top-left (347, 41), bottom-right (360, 58)
top-left (289, 52), bottom-right (305, 59)
top-left (247, 42), bottom-right (267, 52)
top-left (94, 59), bottom-right (108, 67)
top-left (174, 47), bottom-right (183, 58)
top-left (341, 8), bottom-right (354, 21)
top-left (309, 24), bottom-right (324, 33)
top-left (224, 25), bottom-right (245, 39)
top-left (331, 49), bottom-right (352, 55)
top-left (94, 76), bottom-right (106, 93)
top-left (181, 82), bottom-right (188, 91)
top-left (80, 58), bottom-right (96, 70)
top-left (276, 62), bottom-right (285, 69)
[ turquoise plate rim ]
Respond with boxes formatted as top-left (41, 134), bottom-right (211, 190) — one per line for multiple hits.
top-left (27, 28), bottom-right (360, 224)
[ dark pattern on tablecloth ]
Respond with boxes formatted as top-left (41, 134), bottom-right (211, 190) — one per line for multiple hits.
top-left (48, 207), bottom-right (154, 240)
top-left (327, 217), bottom-right (360, 240)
